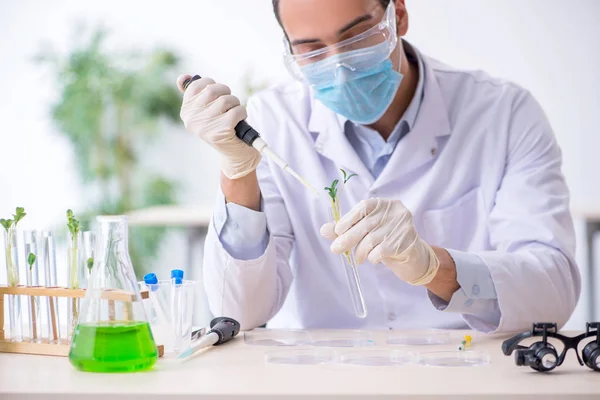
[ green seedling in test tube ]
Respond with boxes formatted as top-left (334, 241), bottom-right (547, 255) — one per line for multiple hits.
top-left (87, 257), bottom-right (94, 273)
top-left (27, 253), bottom-right (36, 269)
top-left (324, 169), bottom-right (357, 263)
top-left (1, 207), bottom-right (27, 287)
top-left (66, 209), bottom-right (81, 289)
top-left (27, 252), bottom-right (40, 309)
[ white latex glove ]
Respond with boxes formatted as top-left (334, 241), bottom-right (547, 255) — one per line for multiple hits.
top-left (320, 198), bottom-right (440, 285)
top-left (178, 75), bottom-right (261, 180)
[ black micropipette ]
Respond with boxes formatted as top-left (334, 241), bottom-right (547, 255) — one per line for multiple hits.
top-left (177, 317), bottom-right (241, 359)
top-left (182, 75), bottom-right (318, 194)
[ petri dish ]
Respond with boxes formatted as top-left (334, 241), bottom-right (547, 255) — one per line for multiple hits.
top-left (265, 349), bottom-right (337, 365)
top-left (244, 329), bottom-right (311, 346)
top-left (339, 349), bottom-right (416, 367)
top-left (415, 350), bottom-right (490, 367)
top-left (310, 330), bottom-right (375, 347)
top-left (387, 329), bottom-right (452, 346)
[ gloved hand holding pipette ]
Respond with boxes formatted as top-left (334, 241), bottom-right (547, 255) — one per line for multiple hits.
top-left (178, 76), bottom-right (262, 180)
top-left (177, 74), bottom-right (318, 196)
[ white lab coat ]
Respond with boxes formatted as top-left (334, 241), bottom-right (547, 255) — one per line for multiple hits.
top-left (203, 50), bottom-right (580, 334)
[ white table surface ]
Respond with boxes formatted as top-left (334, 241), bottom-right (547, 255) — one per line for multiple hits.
top-left (1, 329), bottom-right (599, 399)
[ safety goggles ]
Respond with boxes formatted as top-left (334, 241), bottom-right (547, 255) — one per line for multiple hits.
top-left (283, 1), bottom-right (398, 82)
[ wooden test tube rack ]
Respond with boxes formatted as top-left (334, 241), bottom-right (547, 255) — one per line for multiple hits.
top-left (0, 285), bottom-right (164, 357)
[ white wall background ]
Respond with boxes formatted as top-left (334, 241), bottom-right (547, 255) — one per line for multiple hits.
top-left (0, 0), bottom-right (598, 329)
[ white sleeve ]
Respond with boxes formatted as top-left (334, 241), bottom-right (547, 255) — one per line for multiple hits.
top-left (213, 189), bottom-right (269, 261)
top-left (202, 97), bottom-right (295, 330)
top-left (471, 89), bottom-right (580, 334)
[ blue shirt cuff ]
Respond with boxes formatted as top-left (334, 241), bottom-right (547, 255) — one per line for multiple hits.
top-left (428, 249), bottom-right (498, 315)
top-left (213, 190), bottom-right (269, 261)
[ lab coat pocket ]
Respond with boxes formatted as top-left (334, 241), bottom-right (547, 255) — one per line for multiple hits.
top-left (421, 187), bottom-right (486, 251)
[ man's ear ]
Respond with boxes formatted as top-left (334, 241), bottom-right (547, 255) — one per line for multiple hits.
top-left (395, 0), bottom-right (409, 36)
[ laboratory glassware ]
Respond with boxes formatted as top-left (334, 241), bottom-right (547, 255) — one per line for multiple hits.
top-left (68, 215), bottom-right (158, 372)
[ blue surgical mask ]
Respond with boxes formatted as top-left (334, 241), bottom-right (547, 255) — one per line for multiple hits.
top-left (301, 41), bottom-right (403, 125)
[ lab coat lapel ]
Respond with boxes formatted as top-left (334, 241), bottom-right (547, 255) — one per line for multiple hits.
top-left (308, 97), bottom-right (374, 187)
top-left (372, 55), bottom-right (452, 192)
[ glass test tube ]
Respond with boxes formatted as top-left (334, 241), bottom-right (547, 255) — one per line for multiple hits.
top-left (67, 231), bottom-right (82, 341)
top-left (23, 231), bottom-right (42, 342)
top-left (42, 232), bottom-right (61, 343)
top-left (340, 252), bottom-right (368, 318)
top-left (81, 231), bottom-right (95, 288)
top-left (4, 229), bottom-right (23, 341)
top-left (328, 208), bottom-right (368, 319)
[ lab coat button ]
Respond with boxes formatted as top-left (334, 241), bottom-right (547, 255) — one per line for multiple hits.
top-left (472, 285), bottom-right (480, 295)
top-left (232, 222), bottom-right (239, 229)
top-left (465, 299), bottom-right (474, 307)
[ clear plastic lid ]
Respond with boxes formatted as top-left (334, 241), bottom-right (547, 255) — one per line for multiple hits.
top-left (265, 349), bottom-right (337, 365)
top-left (310, 329), bottom-right (375, 347)
top-left (244, 329), bottom-right (311, 347)
top-left (339, 349), bottom-right (416, 367)
top-left (387, 329), bottom-right (452, 346)
top-left (415, 350), bottom-right (490, 367)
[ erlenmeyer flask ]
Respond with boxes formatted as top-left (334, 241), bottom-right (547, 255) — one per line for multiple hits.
top-left (68, 216), bottom-right (158, 372)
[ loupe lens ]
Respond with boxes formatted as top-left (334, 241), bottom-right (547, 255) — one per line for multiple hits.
top-left (541, 352), bottom-right (557, 370)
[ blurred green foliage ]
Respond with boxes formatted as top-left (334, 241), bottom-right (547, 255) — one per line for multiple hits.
top-left (36, 26), bottom-right (182, 277)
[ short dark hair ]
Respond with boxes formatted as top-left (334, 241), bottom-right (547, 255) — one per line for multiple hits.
top-left (272, 0), bottom-right (392, 30)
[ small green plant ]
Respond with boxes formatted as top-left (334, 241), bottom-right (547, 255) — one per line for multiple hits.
top-left (66, 209), bottom-right (81, 289)
top-left (324, 169), bottom-right (357, 222)
top-left (66, 209), bottom-right (83, 338)
top-left (87, 257), bottom-right (94, 272)
top-left (27, 253), bottom-right (36, 270)
top-left (1, 207), bottom-right (27, 287)
top-left (26, 251), bottom-right (40, 320)
top-left (324, 170), bottom-right (357, 264)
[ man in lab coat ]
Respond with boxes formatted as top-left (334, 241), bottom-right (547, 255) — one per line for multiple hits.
top-left (178, 0), bottom-right (580, 333)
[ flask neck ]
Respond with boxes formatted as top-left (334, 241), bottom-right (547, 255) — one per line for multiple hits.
top-left (99, 220), bottom-right (129, 252)
top-left (89, 216), bottom-right (135, 290)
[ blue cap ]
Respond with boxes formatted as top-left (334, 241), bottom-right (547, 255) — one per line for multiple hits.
top-left (143, 273), bottom-right (159, 291)
top-left (171, 269), bottom-right (184, 285)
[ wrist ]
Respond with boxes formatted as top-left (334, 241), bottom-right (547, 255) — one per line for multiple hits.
top-left (220, 170), bottom-right (261, 211)
top-left (425, 246), bottom-right (460, 302)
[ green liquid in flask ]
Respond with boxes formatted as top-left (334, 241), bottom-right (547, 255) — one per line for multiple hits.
top-left (69, 321), bottom-right (158, 372)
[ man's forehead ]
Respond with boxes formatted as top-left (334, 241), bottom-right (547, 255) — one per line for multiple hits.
top-left (279, 0), bottom-right (381, 39)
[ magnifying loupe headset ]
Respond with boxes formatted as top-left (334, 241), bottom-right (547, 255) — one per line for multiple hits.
top-left (502, 322), bottom-right (600, 372)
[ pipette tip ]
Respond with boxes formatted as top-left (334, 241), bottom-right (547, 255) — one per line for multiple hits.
top-left (177, 348), bottom-right (194, 359)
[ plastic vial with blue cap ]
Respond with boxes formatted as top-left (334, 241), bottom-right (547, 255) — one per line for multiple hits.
top-left (171, 269), bottom-right (185, 352)
top-left (143, 272), bottom-right (173, 350)
top-left (171, 269), bottom-right (184, 284)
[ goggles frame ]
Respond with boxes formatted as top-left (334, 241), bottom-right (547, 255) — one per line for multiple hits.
top-left (282, 1), bottom-right (398, 82)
